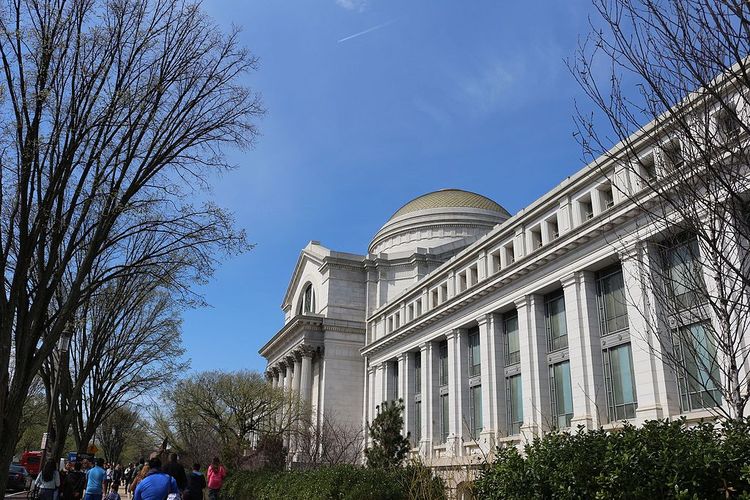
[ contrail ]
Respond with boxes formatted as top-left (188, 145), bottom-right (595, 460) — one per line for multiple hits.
top-left (338, 18), bottom-right (397, 43)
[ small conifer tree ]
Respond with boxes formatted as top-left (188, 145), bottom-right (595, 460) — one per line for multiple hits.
top-left (365, 398), bottom-right (411, 468)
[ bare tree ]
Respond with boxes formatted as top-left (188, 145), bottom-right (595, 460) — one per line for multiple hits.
top-left (295, 410), bottom-right (364, 467)
top-left (163, 370), bottom-right (298, 469)
top-left (572, 0), bottom-right (750, 419)
top-left (99, 405), bottom-right (140, 464)
top-left (40, 269), bottom-right (187, 461)
top-left (0, 0), bottom-right (261, 494)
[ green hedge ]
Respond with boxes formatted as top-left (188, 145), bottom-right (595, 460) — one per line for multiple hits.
top-left (475, 418), bottom-right (750, 499)
top-left (224, 464), bottom-right (445, 500)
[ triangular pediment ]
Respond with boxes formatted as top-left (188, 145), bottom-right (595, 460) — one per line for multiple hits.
top-left (281, 241), bottom-right (330, 310)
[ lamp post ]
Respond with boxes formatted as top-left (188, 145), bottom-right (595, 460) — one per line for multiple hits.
top-left (40, 325), bottom-right (73, 470)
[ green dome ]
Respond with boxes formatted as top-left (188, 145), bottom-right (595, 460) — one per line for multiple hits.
top-left (388, 189), bottom-right (509, 221)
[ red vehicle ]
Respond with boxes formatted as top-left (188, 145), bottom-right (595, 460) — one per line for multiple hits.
top-left (19, 451), bottom-right (41, 477)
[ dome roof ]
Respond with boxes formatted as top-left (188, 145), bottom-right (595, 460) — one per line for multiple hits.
top-left (388, 189), bottom-right (509, 221)
top-left (369, 189), bottom-right (510, 255)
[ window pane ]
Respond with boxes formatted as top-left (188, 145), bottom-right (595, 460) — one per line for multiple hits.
top-left (677, 323), bottom-right (721, 411)
top-left (414, 401), bottom-right (421, 445)
top-left (598, 267), bottom-right (629, 336)
top-left (505, 314), bottom-right (520, 365)
top-left (468, 330), bottom-right (481, 377)
top-left (414, 352), bottom-right (421, 395)
top-left (507, 375), bottom-right (523, 435)
top-left (469, 385), bottom-right (482, 439)
top-left (604, 343), bottom-right (637, 421)
top-left (439, 341), bottom-right (448, 386)
top-left (546, 293), bottom-right (568, 351)
top-left (551, 361), bottom-right (573, 428)
top-left (441, 394), bottom-right (450, 443)
top-left (665, 238), bottom-right (705, 309)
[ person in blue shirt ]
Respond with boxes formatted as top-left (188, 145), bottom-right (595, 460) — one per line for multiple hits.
top-left (85, 458), bottom-right (107, 500)
top-left (134, 458), bottom-right (178, 500)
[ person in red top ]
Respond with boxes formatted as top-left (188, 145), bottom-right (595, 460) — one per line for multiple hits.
top-left (206, 458), bottom-right (226, 500)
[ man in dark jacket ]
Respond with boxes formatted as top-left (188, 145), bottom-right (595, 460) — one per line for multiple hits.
top-left (162, 454), bottom-right (187, 493)
top-left (184, 464), bottom-right (206, 500)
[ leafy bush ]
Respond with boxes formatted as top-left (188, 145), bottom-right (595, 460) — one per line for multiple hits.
top-left (224, 463), bottom-right (445, 500)
top-left (475, 418), bottom-right (750, 499)
top-left (365, 399), bottom-right (411, 469)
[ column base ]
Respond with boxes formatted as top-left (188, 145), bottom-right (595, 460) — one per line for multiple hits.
top-left (520, 423), bottom-right (541, 442)
top-left (571, 415), bottom-right (594, 430)
top-left (445, 434), bottom-right (462, 457)
top-left (479, 430), bottom-right (496, 454)
top-left (636, 405), bottom-right (665, 423)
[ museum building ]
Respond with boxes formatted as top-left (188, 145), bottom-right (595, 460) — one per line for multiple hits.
top-left (260, 128), bottom-right (728, 467)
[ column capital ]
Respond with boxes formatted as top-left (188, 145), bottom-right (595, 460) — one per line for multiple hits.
top-left (513, 295), bottom-right (529, 310)
top-left (285, 354), bottom-right (297, 366)
top-left (271, 365), bottom-right (280, 375)
top-left (561, 272), bottom-right (577, 288)
top-left (367, 364), bottom-right (377, 375)
top-left (264, 370), bottom-right (274, 381)
top-left (445, 328), bottom-right (462, 341)
top-left (419, 342), bottom-right (430, 354)
top-left (297, 344), bottom-right (317, 358)
top-left (618, 240), bottom-right (643, 262)
top-left (278, 359), bottom-right (287, 370)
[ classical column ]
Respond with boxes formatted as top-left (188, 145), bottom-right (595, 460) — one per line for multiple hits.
top-left (279, 361), bottom-right (290, 448)
top-left (517, 294), bottom-right (550, 440)
top-left (478, 313), bottom-right (500, 451)
top-left (446, 328), bottom-right (467, 456)
top-left (562, 271), bottom-right (604, 429)
top-left (620, 242), bottom-right (679, 421)
top-left (420, 342), bottom-right (433, 458)
top-left (398, 353), bottom-right (411, 440)
top-left (298, 346), bottom-right (314, 405)
top-left (365, 364), bottom-right (376, 447)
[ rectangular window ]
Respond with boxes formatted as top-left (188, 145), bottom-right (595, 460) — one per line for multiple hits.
top-left (414, 351), bottom-right (421, 395)
top-left (597, 265), bottom-right (629, 336)
top-left (674, 323), bottom-right (722, 412)
top-left (440, 283), bottom-right (448, 303)
top-left (470, 265), bottom-right (479, 285)
top-left (431, 290), bottom-right (439, 309)
top-left (390, 361), bottom-right (399, 402)
top-left (530, 226), bottom-right (543, 249)
top-left (578, 195), bottom-right (594, 222)
top-left (469, 385), bottom-right (482, 440)
top-left (506, 374), bottom-right (523, 435)
top-left (504, 312), bottom-right (520, 365)
top-left (603, 343), bottom-right (637, 421)
top-left (458, 271), bottom-right (468, 292)
top-left (549, 361), bottom-right (573, 429)
top-left (439, 340), bottom-right (449, 387)
top-left (440, 393), bottom-right (450, 444)
top-left (413, 400), bottom-right (421, 445)
top-left (664, 237), bottom-right (706, 310)
top-left (504, 242), bottom-right (515, 265)
top-left (416, 299), bottom-right (423, 317)
top-left (468, 328), bottom-right (481, 377)
top-left (545, 291), bottom-right (568, 352)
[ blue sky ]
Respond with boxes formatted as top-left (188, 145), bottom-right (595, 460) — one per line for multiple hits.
top-left (183, 0), bottom-right (601, 373)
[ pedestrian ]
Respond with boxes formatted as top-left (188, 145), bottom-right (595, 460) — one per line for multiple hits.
top-left (84, 458), bottom-right (106, 500)
top-left (112, 465), bottom-right (122, 492)
top-left (123, 464), bottom-right (133, 489)
top-left (104, 483), bottom-right (121, 500)
top-left (34, 460), bottom-right (61, 500)
top-left (184, 464), bottom-right (205, 500)
top-left (162, 454), bottom-right (187, 493)
top-left (128, 464), bottom-right (150, 496)
top-left (133, 458), bottom-right (178, 500)
top-left (62, 462), bottom-right (86, 500)
top-left (103, 464), bottom-right (112, 494)
top-left (206, 458), bottom-right (226, 500)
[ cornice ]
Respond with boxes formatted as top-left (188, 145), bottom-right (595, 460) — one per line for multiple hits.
top-left (361, 196), bottom-right (644, 357)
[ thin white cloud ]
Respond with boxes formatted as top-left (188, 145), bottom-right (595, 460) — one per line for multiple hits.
top-left (336, 0), bottom-right (367, 11)
top-left (338, 18), bottom-right (396, 43)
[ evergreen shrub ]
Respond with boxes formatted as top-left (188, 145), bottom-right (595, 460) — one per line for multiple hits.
top-left (475, 418), bottom-right (750, 499)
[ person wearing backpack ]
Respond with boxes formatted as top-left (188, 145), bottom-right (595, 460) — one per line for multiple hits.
top-left (133, 458), bottom-right (178, 500)
top-left (206, 458), bottom-right (226, 500)
top-left (63, 462), bottom-right (86, 500)
top-left (183, 464), bottom-right (206, 500)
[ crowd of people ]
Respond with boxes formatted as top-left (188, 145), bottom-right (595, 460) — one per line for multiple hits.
top-left (33, 454), bottom-right (227, 500)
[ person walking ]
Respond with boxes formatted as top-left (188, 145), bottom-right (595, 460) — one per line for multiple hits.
top-left (133, 458), bottom-right (178, 500)
top-left (84, 459), bottom-right (107, 500)
top-left (112, 465), bottom-right (123, 492)
top-left (34, 460), bottom-right (61, 500)
top-left (162, 454), bottom-right (187, 494)
top-left (206, 458), bottom-right (226, 500)
top-left (128, 464), bottom-right (150, 496)
top-left (103, 464), bottom-right (112, 494)
top-left (62, 462), bottom-right (86, 500)
top-left (184, 464), bottom-right (205, 500)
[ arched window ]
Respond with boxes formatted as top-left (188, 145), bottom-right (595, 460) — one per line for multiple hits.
top-left (297, 283), bottom-right (316, 315)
